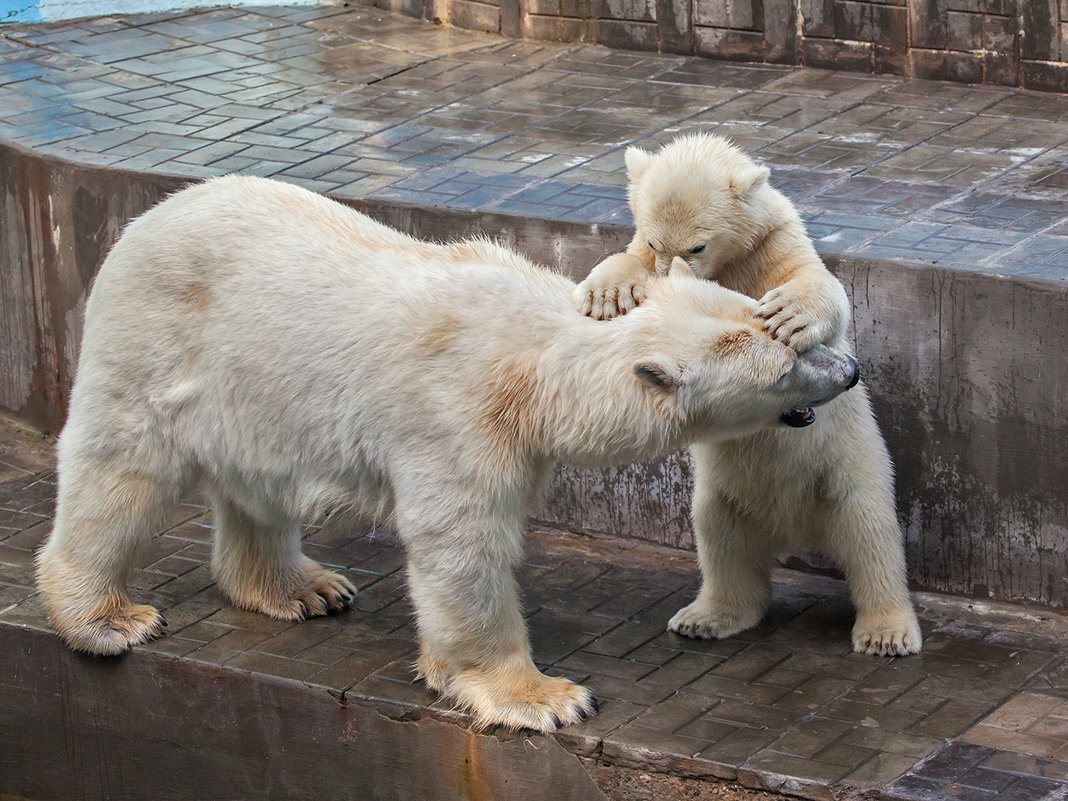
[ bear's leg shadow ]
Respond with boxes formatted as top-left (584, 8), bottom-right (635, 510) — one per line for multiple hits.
top-left (401, 504), bottom-right (595, 733)
top-left (208, 493), bottom-right (355, 620)
top-left (821, 483), bottom-right (922, 657)
top-left (36, 456), bottom-right (179, 655)
top-left (668, 471), bottom-right (775, 640)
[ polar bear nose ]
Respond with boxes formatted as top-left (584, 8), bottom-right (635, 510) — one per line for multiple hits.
top-left (778, 345), bottom-right (861, 414)
top-left (846, 356), bottom-right (860, 389)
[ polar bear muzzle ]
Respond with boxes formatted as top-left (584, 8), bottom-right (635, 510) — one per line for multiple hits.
top-left (777, 347), bottom-right (860, 426)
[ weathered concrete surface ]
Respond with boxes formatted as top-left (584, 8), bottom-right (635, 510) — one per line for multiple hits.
top-left (0, 625), bottom-right (610, 801)
top-left (2, 136), bottom-right (1067, 608)
top-left (385, 0), bottom-right (1068, 92)
top-left (0, 142), bottom-right (187, 434)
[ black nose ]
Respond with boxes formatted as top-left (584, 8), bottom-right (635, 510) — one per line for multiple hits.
top-left (847, 356), bottom-right (860, 389)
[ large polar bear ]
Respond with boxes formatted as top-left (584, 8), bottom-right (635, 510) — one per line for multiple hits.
top-left (36, 176), bottom-right (859, 733)
top-left (575, 133), bottom-right (922, 657)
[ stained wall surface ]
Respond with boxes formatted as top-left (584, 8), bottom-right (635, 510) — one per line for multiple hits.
top-left (376, 0), bottom-right (1068, 91)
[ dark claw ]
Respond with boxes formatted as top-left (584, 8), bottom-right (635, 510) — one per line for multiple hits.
top-left (159, 616), bottom-right (168, 628)
top-left (551, 714), bottom-right (563, 730)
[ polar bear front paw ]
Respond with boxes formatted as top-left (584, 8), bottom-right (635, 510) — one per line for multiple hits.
top-left (668, 598), bottom-right (763, 640)
top-left (573, 253), bottom-right (652, 320)
top-left (756, 286), bottom-right (835, 353)
top-left (448, 665), bottom-right (597, 733)
top-left (852, 610), bottom-right (923, 656)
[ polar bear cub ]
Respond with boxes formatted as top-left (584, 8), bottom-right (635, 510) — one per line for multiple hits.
top-left (37, 176), bottom-right (859, 732)
top-left (575, 133), bottom-right (922, 657)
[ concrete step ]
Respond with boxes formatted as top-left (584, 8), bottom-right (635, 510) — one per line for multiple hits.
top-left (2, 419), bottom-right (1068, 801)
top-left (0, 6), bottom-right (1066, 610)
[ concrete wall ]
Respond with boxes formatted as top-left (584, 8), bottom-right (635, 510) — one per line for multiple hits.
top-left (2, 141), bottom-right (1066, 607)
top-left (368, 0), bottom-right (1068, 92)
top-left (0, 625), bottom-right (610, 801)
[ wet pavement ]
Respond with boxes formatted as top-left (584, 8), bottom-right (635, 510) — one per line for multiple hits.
top-left (3, 422), bottom-right (1068, 800)
top-left (0, 4), bottom-right (1067, 281)
top-left (3, 7), bottom-right (1068, 798)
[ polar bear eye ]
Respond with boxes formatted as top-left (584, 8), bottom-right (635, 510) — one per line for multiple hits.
top-left (647, 240), bottom-right (658, 252)
top-left (690, 244), bottom-right (706, 254)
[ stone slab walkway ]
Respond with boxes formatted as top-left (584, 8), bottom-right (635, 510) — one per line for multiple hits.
top-left (3, 421), bottom-right (1068, 801)
top-left (1, 3), bottom-right (1067, 281)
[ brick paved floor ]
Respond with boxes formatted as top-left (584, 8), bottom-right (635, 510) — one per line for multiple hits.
top-left (4, 421), bottom-right (1068, 800)
top-left (1, 4), bottom-right (1067, 281)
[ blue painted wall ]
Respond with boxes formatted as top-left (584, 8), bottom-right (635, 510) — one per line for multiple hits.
top-left (0, 0), bottom-right (319, 23)
top-left (1, 0), bottom-right (43, 22)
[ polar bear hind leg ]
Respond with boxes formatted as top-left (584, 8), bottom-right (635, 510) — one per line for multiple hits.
top-left (668, 461), bottom-right (774, 640)
top-left (209, 493), bottom-right (355, 620)
top-left (36, 457), bottom-right (178, 655)
top-left (821, 487), bottom-right (921, 656)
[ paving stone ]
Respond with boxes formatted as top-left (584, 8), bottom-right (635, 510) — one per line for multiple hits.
top-left (0, 4), bottom-right (1065, 279)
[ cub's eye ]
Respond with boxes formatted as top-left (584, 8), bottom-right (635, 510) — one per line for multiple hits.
top-left (690, 244), bottom-right (706, 254)
top-left (647, 240), bottom-right (658, 252)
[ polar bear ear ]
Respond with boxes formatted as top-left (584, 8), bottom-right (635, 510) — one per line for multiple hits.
top-left (624, 147), bottom-right (653, 181)
top-left (729, 164), bottom-right (770, 196)
top-left (634, 356), bottom-right (682, 390)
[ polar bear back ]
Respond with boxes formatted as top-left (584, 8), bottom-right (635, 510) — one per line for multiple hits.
top-left (66, 177), bottom-right (581, 518)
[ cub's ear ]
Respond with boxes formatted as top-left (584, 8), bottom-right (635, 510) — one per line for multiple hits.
top-left (634, 356), bottom-right (682, 390)
top-left (625, 147), bottom-right (653, 181)
top-left (730, 163), bottom-right (770, 196)
top-left (668, 256), bottom-right (696, 279)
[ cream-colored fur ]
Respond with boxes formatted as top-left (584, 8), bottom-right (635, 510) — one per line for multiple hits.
top-left (575, 133), bottom-right (921, 656)
top-left (36, 176), bottom-right (859, 732)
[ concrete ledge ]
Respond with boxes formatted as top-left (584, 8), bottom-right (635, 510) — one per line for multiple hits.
top-left (4, 456), bottom-right (1068, 801)
top-left (0, 624), bottom-right (613, 801)
top-left (3, 130), bottom-right (1068, 609)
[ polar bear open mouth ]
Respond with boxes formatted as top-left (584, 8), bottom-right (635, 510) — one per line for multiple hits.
top-left (780, 407), bottom-right (816, 427)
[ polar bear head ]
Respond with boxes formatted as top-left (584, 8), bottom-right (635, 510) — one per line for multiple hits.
top-left (625, 133), bottom-right (772, 280)
top-left (630, 259), bottom-right (857, 433)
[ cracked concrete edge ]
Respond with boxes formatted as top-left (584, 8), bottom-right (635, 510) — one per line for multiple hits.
top-left (2, 620), bottom-right (804, 801)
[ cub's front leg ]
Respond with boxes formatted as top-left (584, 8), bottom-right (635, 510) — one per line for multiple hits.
top-left (402, 502), bottom-right (595, 733)
top-left (756, 262), bottom-right (850, 353)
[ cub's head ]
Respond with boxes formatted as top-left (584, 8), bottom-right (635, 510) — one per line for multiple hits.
top-left (626, 133), bottom-right (771, 280)
top-left (633, 260), bottom-right (857, 436)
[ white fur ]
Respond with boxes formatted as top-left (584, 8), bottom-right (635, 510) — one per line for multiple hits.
top-left (576, 133), bottom-right (922, 656)
top-left (36, 176), bottom-right (860, 732)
